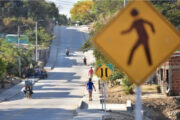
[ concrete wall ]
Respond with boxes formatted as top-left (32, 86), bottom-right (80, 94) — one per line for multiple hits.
top-left (38, 48), bottom-right (49, 66)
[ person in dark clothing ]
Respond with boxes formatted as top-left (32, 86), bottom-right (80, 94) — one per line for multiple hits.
top-left (66, 48), bottom-right (69, 56)
top-left (86, 78), bottom-right (96, 101)
top-left (83, 57), bottom-right (87, 65)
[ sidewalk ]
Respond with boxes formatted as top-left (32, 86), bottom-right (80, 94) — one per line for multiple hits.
top-left (0, 78), bottom-right (38, 102)
top-left (73, 50), bottom-right (128, 120)
top-left (73, 76), bottom-right (106, 120)
top-left (73, 76), bottom-right (130, 120)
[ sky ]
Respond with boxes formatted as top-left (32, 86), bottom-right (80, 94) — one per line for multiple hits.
top-left (46, 0), bottom-right (81, 18)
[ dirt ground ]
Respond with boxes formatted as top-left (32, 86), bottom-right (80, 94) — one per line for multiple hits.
top-left (106, 85), bottom-right (180, 120)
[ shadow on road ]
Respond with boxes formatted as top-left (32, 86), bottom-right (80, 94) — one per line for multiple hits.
top-left (2, 71), bottom-right (82, 102)
top-left (46, 72), bottom-right (81, 82)
top-left (0, 108), bottom-right (76, 120)
top-left (33, 91), bottom-right (82, 99)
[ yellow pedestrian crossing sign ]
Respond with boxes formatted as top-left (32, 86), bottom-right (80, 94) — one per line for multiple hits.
top-left (93, 0), bottom-right (180, 85)
top-left (96, 64), bottom-right (113, 81)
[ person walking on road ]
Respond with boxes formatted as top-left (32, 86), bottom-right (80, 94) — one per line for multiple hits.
top-left (65, 48), bottom-right (69, 56)
top-left (83, 57), bottom-right (87, 65)
top-left (88, 67), bottom-right (94, 78)
top-left (86, 78), bottom-right (96, 101)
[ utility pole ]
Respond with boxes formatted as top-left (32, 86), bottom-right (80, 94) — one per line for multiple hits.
top-left (35, 21), bottom-right (38, 62)
top-left (17, 25), bottom-right (21, 77)
top-left (124, 0), bottom-right (126, 8)
top-left (2, 7), bottom-right (4, 17)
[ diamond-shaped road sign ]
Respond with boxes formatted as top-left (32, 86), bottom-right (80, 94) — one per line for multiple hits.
top-left (96, 64), bottom-right (113, 81)
top-left (93, 0), bottom-right (180, 86)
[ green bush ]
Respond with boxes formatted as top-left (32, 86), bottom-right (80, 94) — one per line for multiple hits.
top-left (25, 27), bottom-right (54, 47)
top-left (80, 38), bottom-right (92, 52)
top-left (0, 58), bottom-right (7, 78)
top-left (108, 70), bottom-right (123, 86)
top-left (122, 75), bottom-right (134, 94)
top-left (109, 71), bottom-right (123, 80)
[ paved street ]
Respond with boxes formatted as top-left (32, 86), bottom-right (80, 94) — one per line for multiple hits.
top-left (0, 25), bottom-right (89, 120)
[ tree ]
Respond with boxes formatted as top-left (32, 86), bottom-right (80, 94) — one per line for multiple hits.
top-left (0, 0), bottom-right (62, 33)
top-left (0, 39), bottom-right (19, 75)
top-left (0, 0), bottom-right (5, 7)
top-left (70, 0), bottom-right (94, 24)
top-left (0, 58), bottom-right (7, 77)
top-left (109, 70), bottom-right (124, 86)
top-left (151, 0), bottom-right (180, 26)
top-left (122, 75), bottom-right (134, 94)
top-left (47, 2), bottom-right (59, 20)
top-left (0, 58), bottom-right (7, 88)
top-left (92, 0), bottom-right (123, 19)
top-left (151, 0), bottom-right (180, 50)
top-left (25, 27), bottom-right (54, 47)
top-left (1, 17), bottom-right (34, 33)
top-left (0, 0), bottom-right (62, 79)
top-left (0, 39), bottom-right (18, 64)
top-left (57, 14), bottom-right (68, 25)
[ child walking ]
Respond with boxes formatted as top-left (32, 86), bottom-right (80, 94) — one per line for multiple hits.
top-left (88, 67), bottom-right (94, 78)
top-left (86, 78), bottom-right (96, 101)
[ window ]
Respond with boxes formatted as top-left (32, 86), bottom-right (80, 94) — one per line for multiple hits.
top-left (166, 69), bottom-right (169, 90)
top-left (160, 69), bottom-right (163, 81)
top-left (166, 69), bottom-right (169, 84)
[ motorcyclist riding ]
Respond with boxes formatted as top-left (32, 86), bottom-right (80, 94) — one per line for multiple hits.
top-left (66, 48), bottom-right (69, 56)
top-left (24, 79), bottom-right (33, 98)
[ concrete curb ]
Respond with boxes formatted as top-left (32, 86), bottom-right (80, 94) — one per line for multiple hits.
top-left (0, 91), bottom-right (21, 102)
top-left (0, 82), bottom-right (23, 103)
top-left (74, 98), bottom-right (84, 116)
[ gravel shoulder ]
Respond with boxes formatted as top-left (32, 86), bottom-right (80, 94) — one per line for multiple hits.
top-left (106, 85), bottom-right (180, 120)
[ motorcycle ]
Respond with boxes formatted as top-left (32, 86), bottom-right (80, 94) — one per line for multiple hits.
top-left (25, 86), bottom-right (33, 98)
top-left (65, 48), bottom-right (69, 56)
top-left (66, 51), bottom-right (69, 56)
top-left (24, 80), bottom-right (33, 98)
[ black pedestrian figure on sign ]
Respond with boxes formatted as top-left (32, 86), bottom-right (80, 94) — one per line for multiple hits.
top-left (121, 8), bottom-right (155, 66)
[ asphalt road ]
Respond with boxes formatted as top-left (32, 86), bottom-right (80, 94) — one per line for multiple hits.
top-left (0, 25), bottom-right (89, 120)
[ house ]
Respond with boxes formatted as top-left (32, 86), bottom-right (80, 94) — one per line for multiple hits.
top-left (156, 51), bottom-right (180, 96)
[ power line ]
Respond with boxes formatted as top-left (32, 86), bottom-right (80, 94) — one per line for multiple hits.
top-left (56, 0), bottom-right (75, 4)
top-left (55, 2), bottom-right (74, 5)
top-left (55, 3), bottom-right (74, 6)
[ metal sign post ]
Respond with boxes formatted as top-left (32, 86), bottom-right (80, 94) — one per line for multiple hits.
top-left (104, 82), bottom-right (107, 115)
top-left (135, 86), bottom-right (142, 120)
top-left (101, 82), bottom-right (104, 110)
top-left (124, 0), bottom-right (126, 8)
top-left (96, 64), bottom-right (113, 117)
